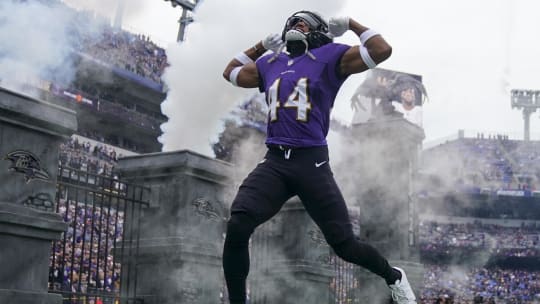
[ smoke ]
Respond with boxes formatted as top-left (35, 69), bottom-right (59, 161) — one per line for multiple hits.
top-left (227, 131), bottom-right (266, 190)
top-left (0, 0), bottom-right (103, 95)
top-left (62, 0), bottom-right (118, 22)
top-left (159, 0), bottom-right (346, 156)
top-left (62, 0), bottom-right (151, 31)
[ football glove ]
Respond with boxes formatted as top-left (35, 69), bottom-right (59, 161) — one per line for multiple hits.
top-left (262, 33), bottom-right (284, 52)
top-left (328, 16), bottom-right (350, 37)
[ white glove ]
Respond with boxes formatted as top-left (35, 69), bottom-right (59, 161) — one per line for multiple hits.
top-left (262, 33), bottom-right (284, 52)
top-left (328, 16), bottom-right (350, 37)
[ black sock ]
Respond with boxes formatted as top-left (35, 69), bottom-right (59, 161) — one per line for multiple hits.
top-left (386, 268), bottom-right (402, 285)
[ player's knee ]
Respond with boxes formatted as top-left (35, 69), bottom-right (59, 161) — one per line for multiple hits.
top-left (320, 221), bottom-right (353, 246)
top-left (331, 237), bottom-right (358, 263)
top-left (225, 213), bottom-right (257, 243)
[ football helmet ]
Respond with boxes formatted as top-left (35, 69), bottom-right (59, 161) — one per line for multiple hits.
top-left (281, 11), bottom-right (333, 51)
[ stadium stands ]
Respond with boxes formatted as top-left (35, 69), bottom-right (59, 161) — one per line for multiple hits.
top-left (59, 136), bottom-right (120, 176)
top-left (419, 135), bottom-right (540, 303)
top-left (80, 28), bottom-right (167, 85)
top-left (49, 80), bottom-right (162, 133)
top-left (49, 200), bottom-right (124, 295)
top-left (421, 265), bottom-right (540, 303)
top-left (422, 135), bottom-right (540, 194)
top-left (419, 220), bottom-right (540, 258)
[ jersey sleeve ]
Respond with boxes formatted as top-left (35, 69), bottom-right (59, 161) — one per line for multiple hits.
top-left (321, 43), bottom-right (351, 88)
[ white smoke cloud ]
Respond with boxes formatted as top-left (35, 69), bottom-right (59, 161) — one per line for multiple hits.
top-left (62, 0), bottom-right (151, 31)
top-left (62, 0), bottom-right (118, 22)
top-left (0, 1), bottom-right (97, 94)
top-left (159, 0), bottom-right (347, 156)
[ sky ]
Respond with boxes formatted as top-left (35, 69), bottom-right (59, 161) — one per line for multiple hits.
top-left (49, 0), bottom-right (540, 154)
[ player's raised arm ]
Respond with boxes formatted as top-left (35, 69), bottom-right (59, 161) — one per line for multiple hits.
top-left (327, 17), bottom-right (392, 77)
top-left (223, 34), bottom-right (284, 88)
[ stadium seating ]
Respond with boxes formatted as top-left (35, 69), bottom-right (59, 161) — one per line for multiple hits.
top-left (422, 136), bottom-right (540, 194)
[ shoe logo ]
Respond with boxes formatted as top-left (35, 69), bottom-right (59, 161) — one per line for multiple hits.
top-left (259, 158), bottom-right (266, 164)
top-left (314, 161), bottom-right (327, 168)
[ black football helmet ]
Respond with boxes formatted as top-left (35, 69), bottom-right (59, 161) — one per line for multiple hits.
top-left (281, 11), bottom-right (333, 50)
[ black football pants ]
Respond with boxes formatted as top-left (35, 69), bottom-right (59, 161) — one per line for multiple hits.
top-left (223, 145), bottom-right (397, 303)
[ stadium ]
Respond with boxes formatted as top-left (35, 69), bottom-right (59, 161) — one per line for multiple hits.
top-left (0, 0), bottom-right (539, 304)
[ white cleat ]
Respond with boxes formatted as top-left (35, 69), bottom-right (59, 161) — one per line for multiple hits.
top-left (388, 267), bottom-right (417, 304)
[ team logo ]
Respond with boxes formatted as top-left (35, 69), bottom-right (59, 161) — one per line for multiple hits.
top-left (4, 150), bottom-right (50, 183)
top-left (191, 197), bottom-right (221, 222)
top-left (308, 228), bottom-right (326, 246)
top-left (314, 160), bottom-right (327, 168)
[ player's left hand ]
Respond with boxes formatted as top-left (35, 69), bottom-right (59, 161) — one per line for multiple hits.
top-left (328, 16), bottom-right (350, 37)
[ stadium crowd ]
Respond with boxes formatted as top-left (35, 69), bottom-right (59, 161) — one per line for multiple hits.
top-left (52, 136), bottom-right (129, 303)
top-left (81, 28), bottom-right (167, 84)
top-left (419, 220), bottom-right (540, 257)
top-left (427, 136), bottom-right (540, 192)
top-left (59, 137), bottom-right (120, 176)
top-left (49, 199), bottom-right (124, 300)
top-left (421, 264), bottom-right (540, 303)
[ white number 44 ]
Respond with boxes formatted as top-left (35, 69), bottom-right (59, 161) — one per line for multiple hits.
top-left (267, 77), bottom-right (311, 122)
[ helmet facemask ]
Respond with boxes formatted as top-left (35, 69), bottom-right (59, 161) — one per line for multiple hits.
top-left (281, 11), bottom-right (333, 58)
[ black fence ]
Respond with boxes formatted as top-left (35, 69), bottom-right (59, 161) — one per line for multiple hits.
top-left (49, 165), bottom-right (149, 304)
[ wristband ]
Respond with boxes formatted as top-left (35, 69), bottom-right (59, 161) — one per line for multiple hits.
top-left (359, 45), bottom-right (377, 69)
top-left (359, 29), bottom-right (380, 45)
top-left (229, 66), bottom-right (242, 87)
top-left (234, 52), bottom-right (253, 65)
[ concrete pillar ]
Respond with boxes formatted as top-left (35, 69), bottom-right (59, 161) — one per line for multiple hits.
top-left (347, 118), bottom-right (425, 303)
top-left (115, 150), bottom-right (232, 304)
top-left (0, 87), bottom-right (77, 304)
top-left (250, 199), bottom-right (334, 304)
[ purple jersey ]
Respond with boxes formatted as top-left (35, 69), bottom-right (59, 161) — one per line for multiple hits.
top-left (256, 43), bottom-right (350, 147)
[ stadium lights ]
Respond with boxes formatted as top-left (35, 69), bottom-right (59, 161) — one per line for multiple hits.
top-left (510, 89), bottom-right (540, 141)
top-left (163, 0), bottom-right (196, 10)
top-left (162, 0), bottom-right (199, 42)
top-left (511, 89), bottom-right (540, 108)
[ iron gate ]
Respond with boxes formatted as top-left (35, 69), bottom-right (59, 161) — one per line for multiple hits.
top-left (49, 165), bottom-right (149, 304)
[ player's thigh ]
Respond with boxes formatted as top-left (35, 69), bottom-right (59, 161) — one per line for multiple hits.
top-left (296, 166), bottom-right (353, 245)
top-left (231, 160), bottom-right (292, 225)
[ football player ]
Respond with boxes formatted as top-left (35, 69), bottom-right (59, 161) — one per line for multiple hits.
top-left (222, 11), bottom-right (417, 304)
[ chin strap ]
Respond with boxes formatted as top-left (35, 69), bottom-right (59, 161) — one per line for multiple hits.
top-left (267, 43), bottom-right (286, 63)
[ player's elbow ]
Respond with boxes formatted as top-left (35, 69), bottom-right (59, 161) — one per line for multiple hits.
top-left (381, 45), bottom-right (392, 60)
top-left (223, 68), bottom-right (231, 81)
top-left (373, 45), bottom-right (392, 64)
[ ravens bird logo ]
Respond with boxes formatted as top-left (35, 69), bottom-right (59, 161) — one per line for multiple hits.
top-left (308, 229), bottom-right (326, 245)
top-left (4, 150), bottom-right (50, 183)
top-left (191, 197), bottom-right (221, 222)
